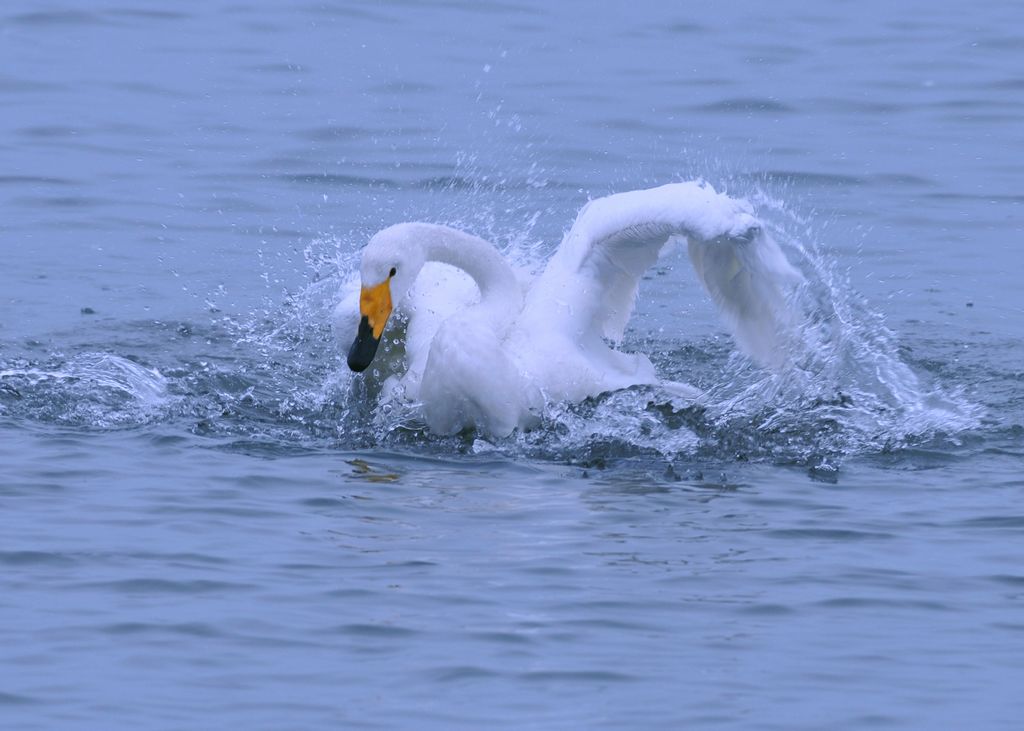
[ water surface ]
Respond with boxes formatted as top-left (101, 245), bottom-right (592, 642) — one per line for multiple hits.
top-left (2, 1), bottom-right (1023, 728)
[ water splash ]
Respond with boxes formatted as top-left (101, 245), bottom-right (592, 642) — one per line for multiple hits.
top-left (0, 182), bottom-right (985, 470)
top-left (330, 181), bottom-right (983, 468)
top-left (0, 353), bottom-right (168, 428)
top-left (706, 190), bottom-right (984, 458)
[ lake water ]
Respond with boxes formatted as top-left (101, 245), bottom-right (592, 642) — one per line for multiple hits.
top-left (2, 1), bottom-right (1023, 728)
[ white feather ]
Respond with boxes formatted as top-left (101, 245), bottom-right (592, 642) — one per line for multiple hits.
top-left (339, 182), bottom-right (804, 436)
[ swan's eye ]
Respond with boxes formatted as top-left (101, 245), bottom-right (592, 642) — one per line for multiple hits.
top-left (389, 267), bottom-right (397, 278)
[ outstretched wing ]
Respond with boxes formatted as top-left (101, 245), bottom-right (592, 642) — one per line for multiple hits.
top-left (525, 181), bottom-right (803, 367)
top-left (686, 220), bottom-right (804, 368)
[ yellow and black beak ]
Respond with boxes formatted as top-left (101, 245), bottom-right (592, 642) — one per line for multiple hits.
top-left (347, 278), bottom-right (393, 372)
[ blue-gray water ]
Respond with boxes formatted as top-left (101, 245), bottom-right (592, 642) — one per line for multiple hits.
top-left (2, 1), bottom-right (1023, 728)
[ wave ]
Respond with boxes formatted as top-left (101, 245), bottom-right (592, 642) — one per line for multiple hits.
top-left (0, 353), bottom-right (168, 428)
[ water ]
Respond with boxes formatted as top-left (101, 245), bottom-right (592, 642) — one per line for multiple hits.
top-left (2, 0), bottom-right (1023, 728)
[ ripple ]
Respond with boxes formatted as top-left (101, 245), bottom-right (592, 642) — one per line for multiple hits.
top-left (326, 623), bottom-right (419, 639)
top-left (299, 125), bottom-right (374, 141)
top-left (468, 630), bottom-right (534, 646)
top-left (367, 80), bottom-right (438, 95)
top-left (989, 574), bottom-right (1024, 586)
top-left (737, 603), bottom-right (797, 616)
top-left (107, 9), bottom-right (190, 21)
top-left (100, 621), bottom-right (224, 637)
top-left (427, 665), bottom-right (503, 682)
top-left (694, 98), bottom-right (796, 114)
top-left (519, 669), bottom-right (637, 682)
top-left (816, 597), bottom-right (952, 611)
top-left (747, 170), bottom-right (866, 186)
top-left (0, 692), bottom-right (36, 706)
top-left (958, 516), bottom-right (1024, 529)
top-left (76, 578), bottom-right (255, 594)
top-left (0, 74), bottom-right (65, 92)
top-left (280, 173), bottom-right (398, 188)
top-left (559, 617), bottom-right (661, 631)
top-left (10, 10), bottom-right (104, 26)
top-left (125, 551), bottom-right (230, 566)
top-left (0, 174), bottom-right (75, 185)
top-left (765, 528), bottom-right (893, 541)
top-left (0, 550), bottom-right (76, 567)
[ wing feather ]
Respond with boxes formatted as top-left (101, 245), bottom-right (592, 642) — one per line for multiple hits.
top-left (524, 181), bottom-right (803, 367)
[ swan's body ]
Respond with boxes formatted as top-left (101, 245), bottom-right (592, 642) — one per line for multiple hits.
top-left (335, 182), bottom-right (803, 436)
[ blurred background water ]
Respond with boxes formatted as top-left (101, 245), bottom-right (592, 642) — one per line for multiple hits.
top-left (2, 0), bottom-right (1023, 728)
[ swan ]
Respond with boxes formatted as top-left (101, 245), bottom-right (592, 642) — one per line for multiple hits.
top-left (334, 181), bottom-right (803, 436)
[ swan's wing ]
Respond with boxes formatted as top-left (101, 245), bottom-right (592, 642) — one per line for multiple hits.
top-left (686, 222), bottom-right (804, 368)
top-left (530, 181), bottom-right (802, 367)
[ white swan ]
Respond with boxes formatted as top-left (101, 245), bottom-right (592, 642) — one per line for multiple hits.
top-left (335, 181), bottom-right (803, 436)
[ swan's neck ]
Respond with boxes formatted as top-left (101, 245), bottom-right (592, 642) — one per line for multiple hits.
top-left (414, 224), bottom-right (521, 326)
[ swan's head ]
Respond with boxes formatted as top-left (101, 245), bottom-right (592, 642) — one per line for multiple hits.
top-left (347, 224), bottom-right (427, 372)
